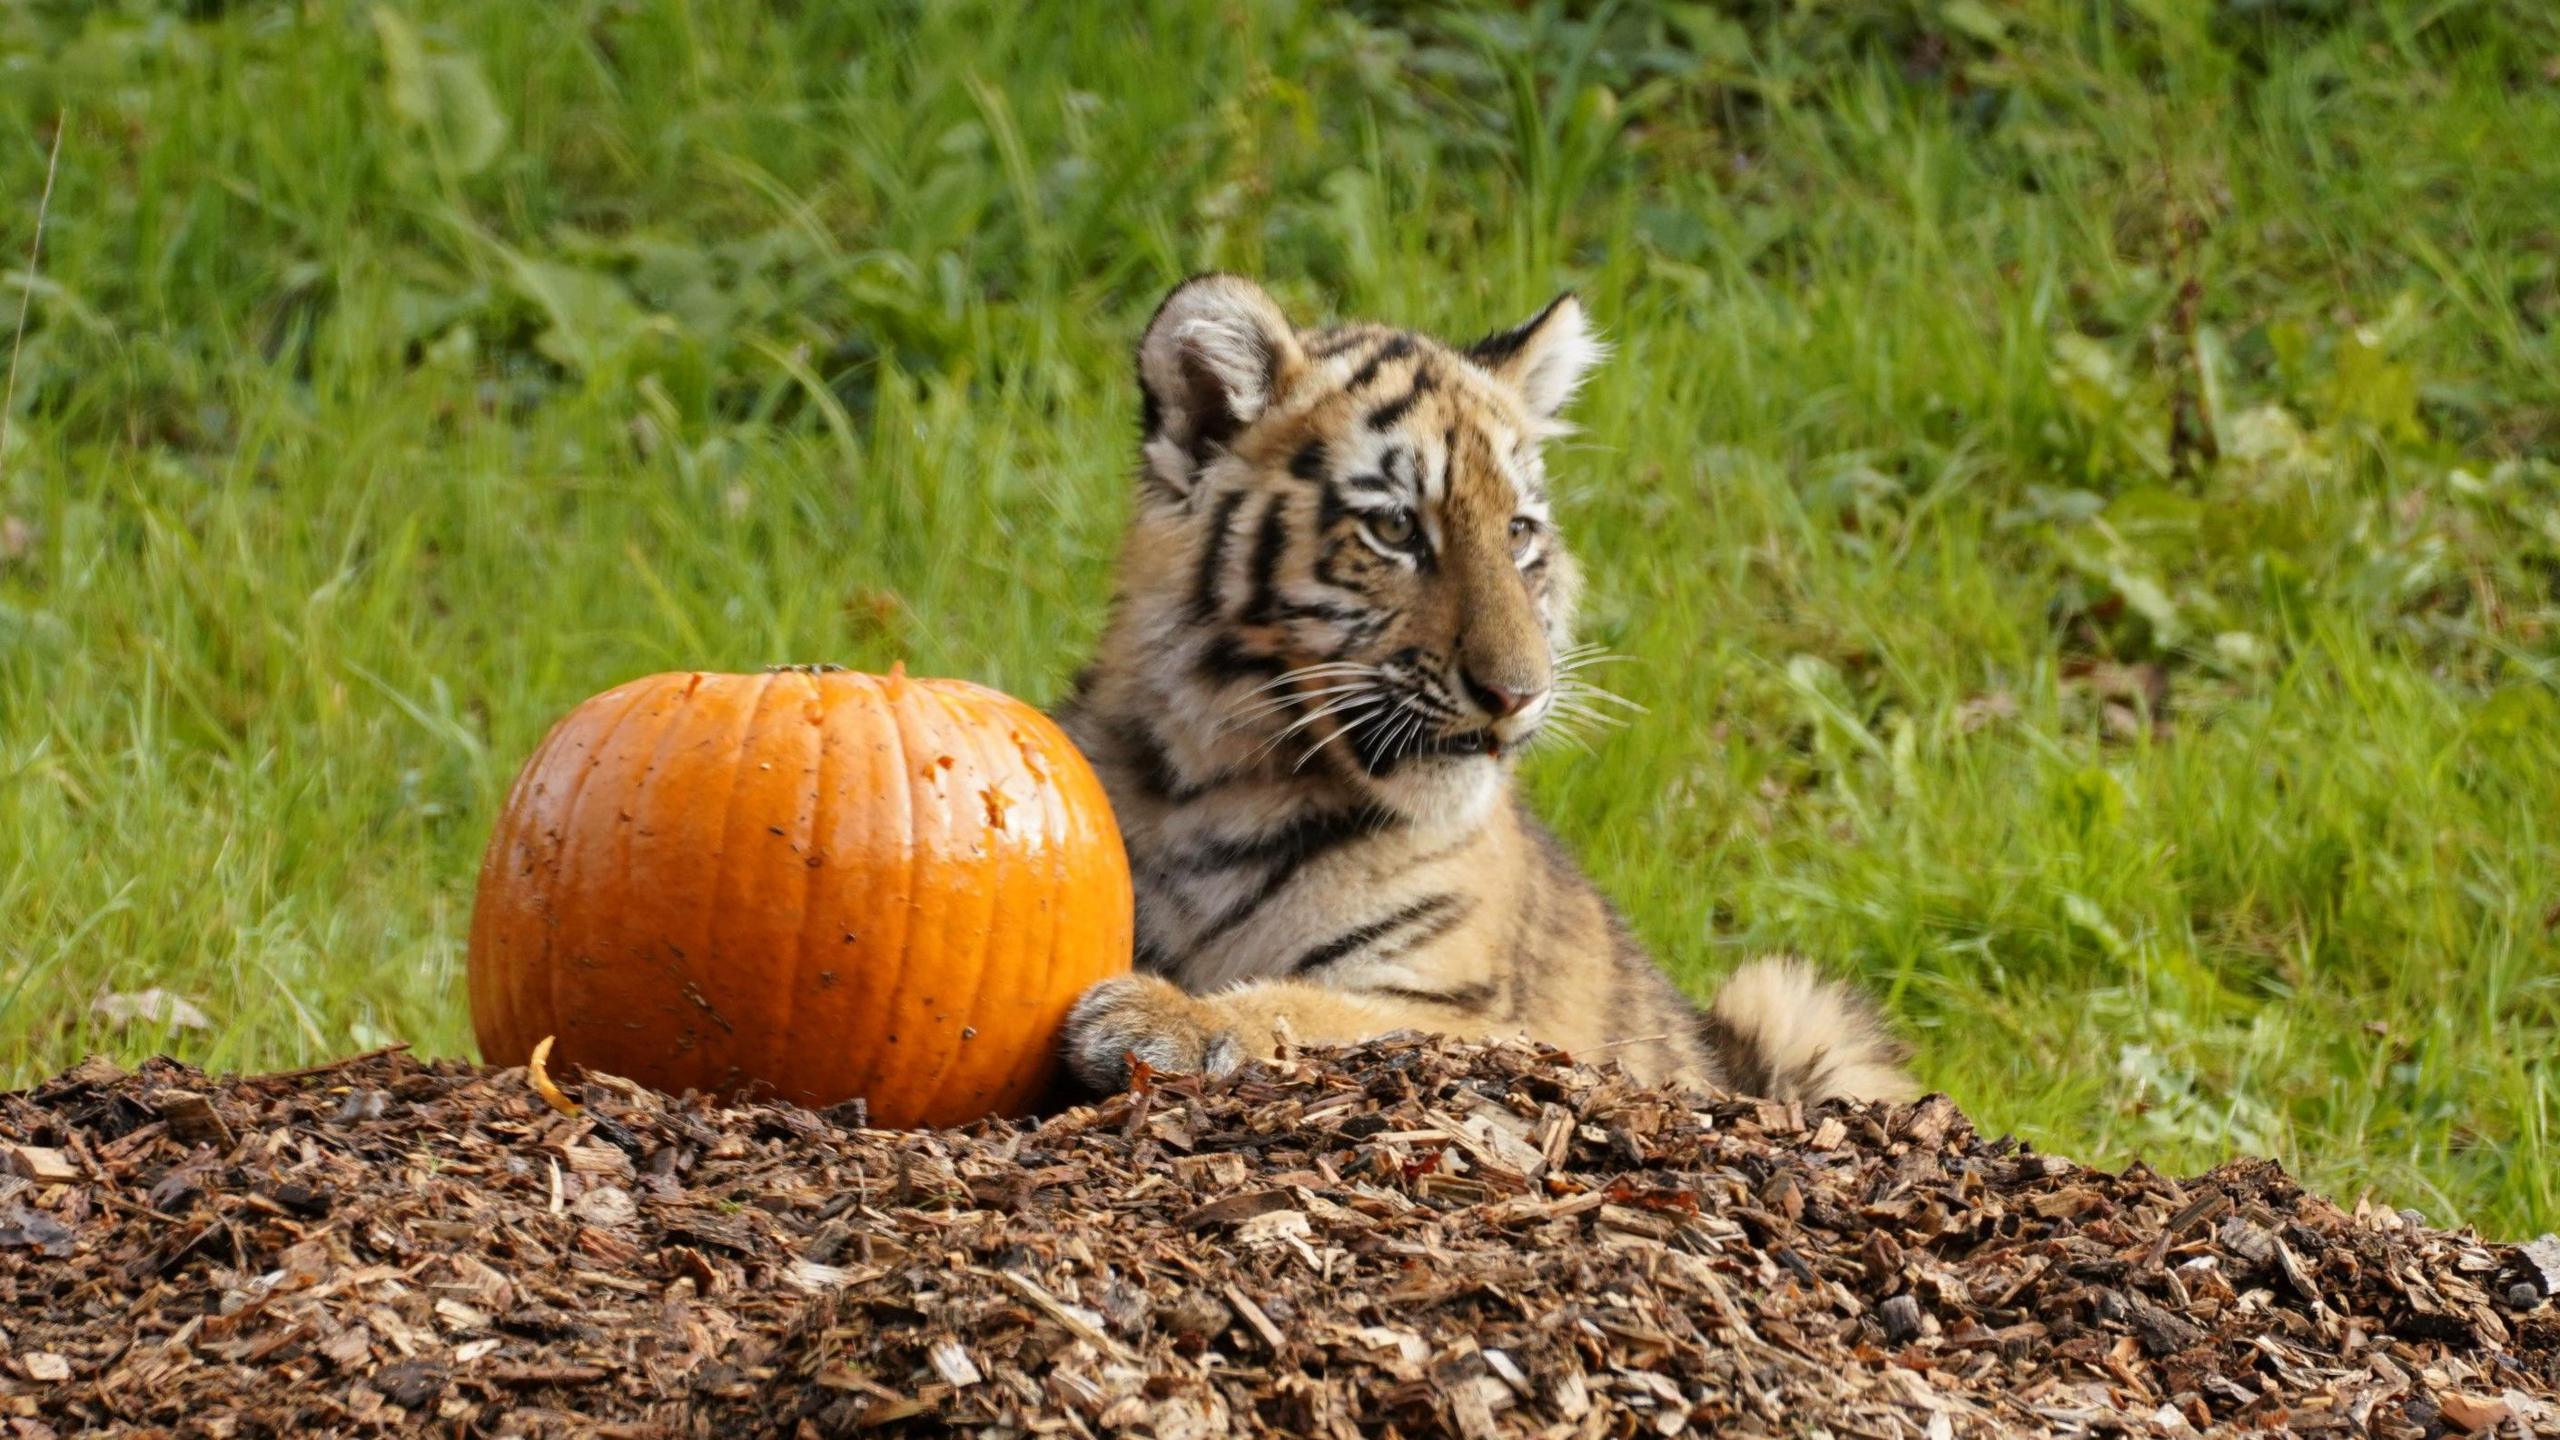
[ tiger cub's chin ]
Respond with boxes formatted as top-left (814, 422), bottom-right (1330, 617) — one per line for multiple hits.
top-left (1362, 750), bottom-right (1508, 830)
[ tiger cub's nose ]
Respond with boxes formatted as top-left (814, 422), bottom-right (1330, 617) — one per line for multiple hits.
top-left (1462, 669), bottom-right (1541, 720)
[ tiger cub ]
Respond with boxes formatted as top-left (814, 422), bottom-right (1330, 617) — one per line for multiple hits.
top-left (1052, 275), bottom-right (1913, 1106)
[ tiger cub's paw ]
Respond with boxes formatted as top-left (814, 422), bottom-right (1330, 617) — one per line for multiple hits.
top-left (1062, 974), bottom-right (1243, 1092)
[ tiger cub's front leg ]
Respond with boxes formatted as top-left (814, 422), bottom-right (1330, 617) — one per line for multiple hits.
top-left (1061, 974), bottom-right (1475, 1091)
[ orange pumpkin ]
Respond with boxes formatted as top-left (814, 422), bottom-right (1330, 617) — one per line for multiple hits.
top-left (466, 665), bottom-right (1132, 1127)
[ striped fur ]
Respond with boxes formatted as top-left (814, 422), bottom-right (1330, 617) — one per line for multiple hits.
top-left (1054, 276), bottom-right (1914, 1107)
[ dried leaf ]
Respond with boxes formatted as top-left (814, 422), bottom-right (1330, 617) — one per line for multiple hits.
top-left (88, 988), bottom-right (212, 1032)
top-left (526, 1035), bottom-right (582, 1117)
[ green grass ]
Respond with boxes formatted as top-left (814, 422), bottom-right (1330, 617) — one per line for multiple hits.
top-left (3, 2), bottom-right (2554, 1235)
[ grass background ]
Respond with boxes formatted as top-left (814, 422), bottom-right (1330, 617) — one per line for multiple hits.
top-left (2, 2), bottom-right (2554, 1235)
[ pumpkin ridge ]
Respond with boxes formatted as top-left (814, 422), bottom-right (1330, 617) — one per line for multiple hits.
top-left (988, 698), bottom-right (1074, 1116)
top-left (594, 672), bottom-right (726, 1087)
top-left (905, 678), bottom-right (1007, 1122)
top-left (859, 670), bottom-right (936, 1115)
top-left (770, 671), bottom-right (839, 1101)
top-left (824, 672), bottom-right (907, 1111)
top-left (910, 683), bottom-right (1020, 1122)
top-left (986, 689), bottom-right (1071, 1116)
top-left (527, 677), bottom-right (669, 1076)
top-left (585, 673), bottom-right (713, 1083)
top-left (759, 669), bottom-right (826, 1104)
top-left (687, 669), bottom-right (782, 1096)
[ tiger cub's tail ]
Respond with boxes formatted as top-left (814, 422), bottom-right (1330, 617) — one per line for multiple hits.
top-left (1699, 956), bottom-right (1916, 1106)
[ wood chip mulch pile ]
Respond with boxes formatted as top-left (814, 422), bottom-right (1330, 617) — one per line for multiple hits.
top-left (2, 1038), bottom-right (2555, 1438)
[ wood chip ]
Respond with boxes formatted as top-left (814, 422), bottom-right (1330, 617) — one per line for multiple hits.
top-left (985, 1267), bottom-right (1137, 1362)
top-left (1176, 1187), bottom-right (1294, 1229)
top-left (2436, 1391), bottom-right (2512, 1433)
top-left (21, 1353), bottom-right (69, 1382)
top-left (927, 1336), bottom-right (982, 1388)
top-left (2517, 1234), bottom-right (2560, 1296)
top-left (1221, 1282), bottom-right (1286, 1351)
top-left (6, 1146), bottom-right (77, 1184)
top-left (1879, 1294), bottom-right (1924, 1343)
top-left (1170, 1152), bottom-right (1249, 1190)
top-left (152, 1089), bottom-right (235, 1148)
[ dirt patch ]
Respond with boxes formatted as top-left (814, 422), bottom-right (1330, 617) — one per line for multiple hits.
top-left (1, 1039), bottom-right (2553, 1437)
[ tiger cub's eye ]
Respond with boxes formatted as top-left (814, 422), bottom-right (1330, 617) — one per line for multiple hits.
top-left (1508, 515), bottom-right (1536, 553)
top-left (1367, 508), bottom-right (1420, 549)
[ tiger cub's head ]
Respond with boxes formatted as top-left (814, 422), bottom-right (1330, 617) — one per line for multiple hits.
top-left (1116, 274), bottom-right (1604, 821)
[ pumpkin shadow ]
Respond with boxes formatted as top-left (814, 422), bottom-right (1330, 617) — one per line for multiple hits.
top-left (717, 1060), bottom-right (1106, 1139)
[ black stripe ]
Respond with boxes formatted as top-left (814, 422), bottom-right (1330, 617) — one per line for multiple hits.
top-left (1309, 327), bottom-right (1378, 360)
top-left (1466, 295), bottom-right (1572, 370)
top-left (1347, 335), bottom-right (1415, 391)
top-left (1193, 633), bottom-right (1284, 684)
top-left (1401, 830), bottom-right (1482, 872)
top-left (1696, 1010), bottom-right (1771, 1096)
top-left (1494, 913), bottom-right (1529, 1025)
top-left (1189, 491), bottom-right (1247, 621)
top-left (1180, 807), bottom-right (1401, 954)
top-left (1174, 805), bottom-right (1391, 876)
top-left (1319, 605), bottom-right (1395, 658)
top-left (1116, 717), bottom-right (1178, 799)
top-left (1063, 664), bottom-right (1101, 708)
top-left (1115, 718), bottom-right (1221, 804)
top-left (1314, 537), bottom-right (1349, 587)
top-left (1366, 366), bottom-right (1436, 430)
top-left (1364, 982), bottom-right (1496, 1013)
top-left (1289, 440), bottom-right (1328, 482)
top-left (1377, 892), bottom-right (1474, 962)
top-left (1321, 609), bottom-right (1395, 661)
top-left (1314, 536), bottom-right (1367, 593)
top-left (1271, 597), bottom-right (1372, 627)
top-left (1501, 823), bottom-right (1562, 1024)
top-left (1381, 446), bottom-right (1418, 499)
top-left (1239, 496), bottom-right (1290, 624)
top-left (1289, 893), bottom-right (1462, 976)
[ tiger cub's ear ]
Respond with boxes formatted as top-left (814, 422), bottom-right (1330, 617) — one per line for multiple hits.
top-left (1466, 293), bottom-right (1604, 425)
top-left (1138, 275), bottom-right (1306, 498)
